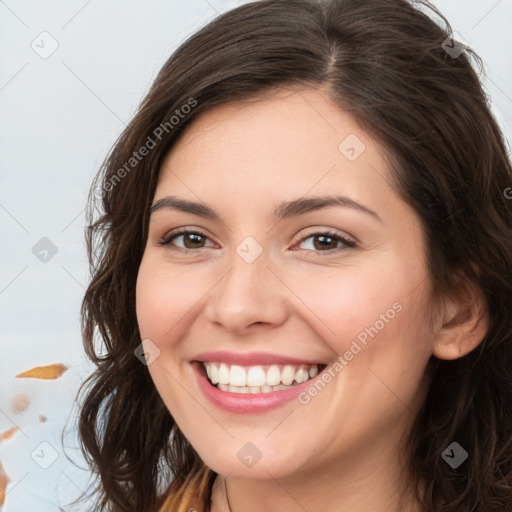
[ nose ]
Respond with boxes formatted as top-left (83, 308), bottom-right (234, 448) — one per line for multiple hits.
top-left (204, 248), bottom-right (289, 336)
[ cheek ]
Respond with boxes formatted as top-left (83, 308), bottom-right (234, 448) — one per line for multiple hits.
top-left (288, 255), bottom-right (409, 344)
top-left (288, 253), bottom-right (432, 384)
top-left (135, 256), bottom-right (201, 415)
top-left (135, 255), bottom-right (206, 342)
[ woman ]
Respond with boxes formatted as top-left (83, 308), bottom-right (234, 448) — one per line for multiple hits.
top-left (76, 0), bottom-right (512, 510)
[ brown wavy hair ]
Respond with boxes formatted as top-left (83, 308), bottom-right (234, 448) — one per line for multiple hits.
top-left (75, 0), bottom-right (512, 510)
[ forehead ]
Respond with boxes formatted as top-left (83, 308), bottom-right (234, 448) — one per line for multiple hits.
top-left (156, 87), bottom-right (397, 217)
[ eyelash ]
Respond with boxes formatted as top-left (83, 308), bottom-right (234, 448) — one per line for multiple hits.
top-left (157, 228), bottom-right (357, 255)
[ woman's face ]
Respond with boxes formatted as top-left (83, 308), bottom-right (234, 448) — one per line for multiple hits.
top-left (136, 87), bottom-right (437, 481)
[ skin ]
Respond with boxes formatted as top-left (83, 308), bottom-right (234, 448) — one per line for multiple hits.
top-left (135, 86), bottom-right (489, 512)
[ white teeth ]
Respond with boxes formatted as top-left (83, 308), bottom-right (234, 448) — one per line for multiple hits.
top-left (295, 368), bottom-right (309, 383)
top-left (210, 364), bottom-right (219, 384)
top-left (281, 365), bottom-right (296, 386)
top-left (228, 384), bottom-right (250, 394)
top-left (229, 365), bottom-right (247, 387)
top-left (266, 365), bottom-right (281, 386)
top-left (218, 363), bottom-right (230, 385)
top-left (202, 361), bottom-right (324, 392)
top-left (247, 366), bottom-right (266, 387)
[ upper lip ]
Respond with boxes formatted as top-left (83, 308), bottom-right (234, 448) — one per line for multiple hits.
top-left (192, 350), bottom-right (327, 366)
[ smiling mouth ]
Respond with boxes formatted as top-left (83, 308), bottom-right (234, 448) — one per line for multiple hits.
top-left (198, 361), bottom-right (328, 394)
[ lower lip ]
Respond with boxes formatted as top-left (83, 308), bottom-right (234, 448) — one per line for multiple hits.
top-left (192, 362), bottom-right (325, 414)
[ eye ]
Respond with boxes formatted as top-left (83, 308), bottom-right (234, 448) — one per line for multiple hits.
top-left (293, 230), bottom-right (357, 254)
top-left (157, 228), bottom-right (357, 254)
top-left (158, 229), bottom-right (215, 251)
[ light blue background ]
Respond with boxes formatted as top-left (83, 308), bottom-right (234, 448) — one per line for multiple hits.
top-left (1, 0), bottom-right (511, 510)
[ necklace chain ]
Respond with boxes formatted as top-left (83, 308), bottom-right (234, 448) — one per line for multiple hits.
top-left (221, 475), bottom-right (407, 512)
top-left (224, 477), bottom-right (233, 512)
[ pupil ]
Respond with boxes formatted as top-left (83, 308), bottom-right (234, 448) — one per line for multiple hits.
top-left (315, 235), bottom-right (335, 250)
top-left (186, 234), bottom-right (203, 248)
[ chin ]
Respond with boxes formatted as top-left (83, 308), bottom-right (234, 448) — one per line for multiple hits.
top-left (199, 446), bottom-right (306, 481)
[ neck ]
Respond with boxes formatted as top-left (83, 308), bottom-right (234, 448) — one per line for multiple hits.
top-left (212, 432), bottom-right (422, 512)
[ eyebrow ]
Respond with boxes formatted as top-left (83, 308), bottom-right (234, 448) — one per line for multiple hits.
top-left (150, 194), bottom-right (383, 223)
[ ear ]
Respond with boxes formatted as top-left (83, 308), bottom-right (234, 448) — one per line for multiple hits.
top-left (432, 271), bottom-right (490, 360)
